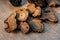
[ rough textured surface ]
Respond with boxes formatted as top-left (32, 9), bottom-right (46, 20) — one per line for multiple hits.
top-left (4, 13), bottom-right (17, 33)
top-left (0, 0), bottom-right (60, 40)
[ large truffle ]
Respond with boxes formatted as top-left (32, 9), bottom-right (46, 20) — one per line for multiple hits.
top-left (4, 13), bottom-right (17, 33)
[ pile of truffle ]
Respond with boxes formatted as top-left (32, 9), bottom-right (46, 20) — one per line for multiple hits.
top-left (4, 0), bottom-right (60, 34)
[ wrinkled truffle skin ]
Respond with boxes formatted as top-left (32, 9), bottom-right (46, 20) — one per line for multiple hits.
top-left (20, 22), bottom-right (29, 34)
top-left (46, 12), bottom-right (58, 23)
top-left (27, 17), bottom-right (44, 33)
top-left (27, 3), bottom-right (36, 13)
top-left (4, 13), bottom-right (17, 33)
top-left (27, 3), bottom-right (41, 17)
top-left (16, 8), bottom-right (29, 21)
top-left (33, 7), bottom-right (41, 17)
top-left (41, 7), bottom-right (58, 23)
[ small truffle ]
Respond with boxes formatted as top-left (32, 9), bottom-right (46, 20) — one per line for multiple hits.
top-left (20, 22), bottom-right (29, 34)
top-left (33, 6), bottom-right (41, 17)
